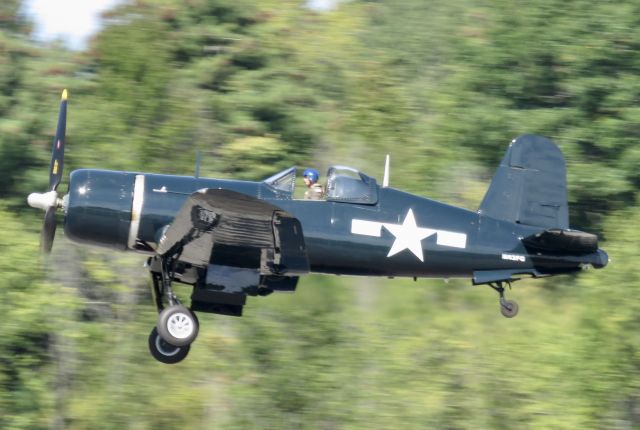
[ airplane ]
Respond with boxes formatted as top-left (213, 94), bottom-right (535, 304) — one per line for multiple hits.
top-left (27, 91), bottom-right (608, 363)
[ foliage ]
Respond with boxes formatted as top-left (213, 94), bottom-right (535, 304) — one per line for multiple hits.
top-left (1, 0), bottom-right (639, 429)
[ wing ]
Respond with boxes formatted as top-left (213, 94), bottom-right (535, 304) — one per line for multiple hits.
top-left (156, 188), bottom-right (309, 276)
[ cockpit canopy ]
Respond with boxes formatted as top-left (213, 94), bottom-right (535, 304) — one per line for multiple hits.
top-left (325, 166), bottom-right (378, 204)
top-left (263, 166), bottom-right (378, 204)
top-left (263, 166), bottom-right (297, 195)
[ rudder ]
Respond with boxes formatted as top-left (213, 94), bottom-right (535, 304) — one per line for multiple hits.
top-left (478, 135), bottom-right (569, 229)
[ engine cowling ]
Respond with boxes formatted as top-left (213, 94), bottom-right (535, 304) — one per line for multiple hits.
top-left (64, 169), bottom-right (136, 250)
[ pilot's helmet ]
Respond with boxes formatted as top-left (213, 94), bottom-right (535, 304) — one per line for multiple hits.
top-left (303, 168), bottom-right (319, 182)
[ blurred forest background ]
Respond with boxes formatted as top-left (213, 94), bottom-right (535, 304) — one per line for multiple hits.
top-left (1, 0), bottom-right (640, 428)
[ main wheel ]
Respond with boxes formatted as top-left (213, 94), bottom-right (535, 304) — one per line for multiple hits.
top-left (157, 305), bottom-right (199, 347)
top-left (500, 300), bottom-right (519, 318)
top-left (148, 327), bottom-right (190, 364)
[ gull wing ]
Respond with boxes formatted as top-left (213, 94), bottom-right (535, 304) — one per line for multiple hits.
top-left (155, 189), bottom-right (309, 275)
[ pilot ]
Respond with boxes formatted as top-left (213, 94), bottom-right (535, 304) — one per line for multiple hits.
top-left (303, 168), bottom-right (324, 200)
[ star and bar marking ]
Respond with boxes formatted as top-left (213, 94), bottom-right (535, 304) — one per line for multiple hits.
top-left (351, 208), bottom-right (467, 262)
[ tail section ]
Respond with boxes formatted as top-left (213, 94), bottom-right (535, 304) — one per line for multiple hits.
top-left (523, 228), bottom-right (608, 268)
top-left (522, 228), bottom-right (597, 254)
top-left (478, 135), bottom-right (569, 229)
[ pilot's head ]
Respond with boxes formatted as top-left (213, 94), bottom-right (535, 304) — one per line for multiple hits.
top-left (303, 168), bottom-right (319, 187)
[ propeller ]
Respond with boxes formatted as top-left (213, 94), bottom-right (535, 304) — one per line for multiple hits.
top-left (27, 89), bottom-right (68, 253)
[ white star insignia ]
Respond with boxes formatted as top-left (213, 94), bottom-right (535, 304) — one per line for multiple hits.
top-left (383, 209), bottom-right (435, 262)
top-left (350, 208), bottom-right (467, 262)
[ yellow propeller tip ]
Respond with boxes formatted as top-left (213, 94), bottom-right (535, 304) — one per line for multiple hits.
top-left (62, 89), bottom-right (68, 100)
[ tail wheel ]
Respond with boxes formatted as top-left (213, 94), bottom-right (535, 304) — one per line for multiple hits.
top-left (487, 281), bottom-right (520, 318)
top-left (500, 299), bottom-right (519, 318)
top-left (148, 327), bottom-right (190, 364)
top-left (157, 305), bottom-right (199, 347)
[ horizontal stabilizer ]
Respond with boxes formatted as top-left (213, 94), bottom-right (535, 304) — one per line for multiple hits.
top-left (522, 228), bottom-right (598, 254)
top-left (479, 135), bottom-right (569, 229)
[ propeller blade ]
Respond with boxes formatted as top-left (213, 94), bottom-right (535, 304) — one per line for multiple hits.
top-left (41, 206), bottom-right (57, 254)
top-left (30, 89), bottom-right (68, 254)
top-left (48, 89), bottom-right (68, 192)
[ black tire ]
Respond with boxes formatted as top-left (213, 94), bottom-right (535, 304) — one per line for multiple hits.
top-left (157, 305), bottom-right (199, 347)
top-left (148, 327), bottom-right (190, 364)
top-left (500, 300), bottom-right (519, 318)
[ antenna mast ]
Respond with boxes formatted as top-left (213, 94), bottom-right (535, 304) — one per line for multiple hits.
top-left (382, 154), bottom-right (390, 187)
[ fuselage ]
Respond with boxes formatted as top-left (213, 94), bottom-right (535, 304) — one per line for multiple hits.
top-left (63, 168), bottom-right (603, 279)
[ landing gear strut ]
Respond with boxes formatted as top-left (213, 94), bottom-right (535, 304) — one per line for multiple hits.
top-left (488, 281), bottom-right (519, 318)
top-left (148, 254), bottom-right (199, 363)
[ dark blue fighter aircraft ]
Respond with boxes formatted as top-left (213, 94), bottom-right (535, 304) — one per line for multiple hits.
top-left (28, 91), bottom-right (608, 363)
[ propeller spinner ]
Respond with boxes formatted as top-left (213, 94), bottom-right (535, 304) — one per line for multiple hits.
top-left (27, 89), bottom-right (68, 253)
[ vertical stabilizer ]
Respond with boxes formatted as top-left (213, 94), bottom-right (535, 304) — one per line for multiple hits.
top-left (478, 135), bottom-right (569, 229)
